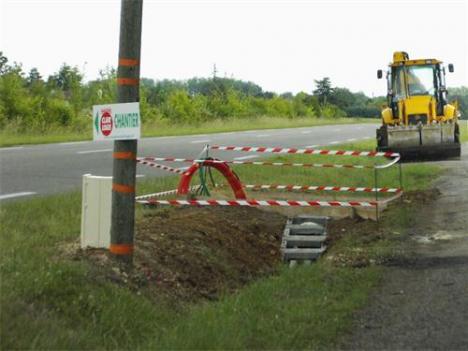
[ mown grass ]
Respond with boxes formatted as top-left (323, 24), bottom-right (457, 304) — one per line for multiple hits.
top-left (151, 265), bottom-right (379, 350)
top-left (1, 139), bottom-right (441, 349)
top-left (460, 119), bottom-right (468, 142)
top-left (138, 139), bottom-right (441, 200)
top-left (0, 116), bottom-right (376, 147)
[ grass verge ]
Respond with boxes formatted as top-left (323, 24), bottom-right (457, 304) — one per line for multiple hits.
top-left (138, 138), bottom-right (440, 199)
top-left (0, 116), bottom-right (376, 147)
top-left (1, 140), bottom-right (442, 349)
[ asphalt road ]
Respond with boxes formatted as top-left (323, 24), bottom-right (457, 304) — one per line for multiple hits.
top-left (0, 123), bottom-right (377, 201)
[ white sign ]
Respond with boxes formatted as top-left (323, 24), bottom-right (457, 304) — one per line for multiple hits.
top-left (93, 102), bottom-right (141, 141)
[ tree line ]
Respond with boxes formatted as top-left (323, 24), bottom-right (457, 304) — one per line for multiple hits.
top-left (1, 52), bottom-right (466, 133)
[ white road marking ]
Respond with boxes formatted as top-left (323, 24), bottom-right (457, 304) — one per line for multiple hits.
top-left (305, 145), bottom-right (319, 148)
top-left (77, 148), bottom-right (113, 154)
top-left (0, 146), bottom-right (24, 151)
top-left (190, 139), bottom-right (211, 144)
top-left (0, 191), bottom-right (37, 200)
top-left (256, 134), bottom-right (270, 138)
top-left (347, 138), bottom-right (357, 142)
top-left (153, 136), bottom-right (176, 140)
top-left (363, 136), bottom-right (372, 139)
top-left (234, 155), bottom-right (259, 161)
top-left (329, 141), bottom-right (340, 145)
top-left (136, 174), bottom-right (145, 178)
top-left (59, 141), bottom-right (87, 146)
top-left (301, 131), bottom-right (312, 134)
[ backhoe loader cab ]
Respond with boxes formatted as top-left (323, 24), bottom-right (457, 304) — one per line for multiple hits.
top-left (376, 51), bottom-right (461, 159)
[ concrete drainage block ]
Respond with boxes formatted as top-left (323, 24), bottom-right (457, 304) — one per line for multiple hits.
top-left (281, 215), bottom-right (329, 267)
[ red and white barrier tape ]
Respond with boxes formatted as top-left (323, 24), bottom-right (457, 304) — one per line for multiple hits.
top-left (244, 184), bottom-right (401, 193)
top-left (210, 145), bottom-right (400, 158)
top-left (137, 159), bottom-right (186, 174)
top-left (136, 183), bottom-right (401, 201)
top-left (137, 199), bottom-right (377, 207)
top-left (136, 185), bottom-right (201, 200)
top-left (136, 189), bottom-right (178, 200)
top-left (138, 157), bottom-right (371, 170)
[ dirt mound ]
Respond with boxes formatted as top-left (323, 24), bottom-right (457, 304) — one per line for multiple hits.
top-left (71, 190), bottom-right (440, 304)
top-left (78, 206), bottom-right (286, 303)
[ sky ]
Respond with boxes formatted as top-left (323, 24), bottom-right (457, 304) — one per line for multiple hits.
top-left (1, 0), bottom-right (467, 96)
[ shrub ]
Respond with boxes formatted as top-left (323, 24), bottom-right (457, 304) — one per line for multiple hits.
top-left (45, 98), bottom-right (75, 126)
top-left (320, 104), bottom-right (347, 118)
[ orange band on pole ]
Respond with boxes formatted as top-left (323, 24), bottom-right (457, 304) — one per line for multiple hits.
top-left (113, 151), bottom-right (136, 160)
top-left (119, 58), bottom-right (139, 66)
top-left (109, 243), bottom-right (134, 255)
top-left (112, 183), bottom-right (135, 194)
top-left (117, 77), bottom-right (139, 86)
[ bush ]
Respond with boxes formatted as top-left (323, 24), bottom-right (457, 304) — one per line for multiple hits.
top-left (45, 98), bottom-right (74, 125)
top-left (0, 102), bottom-right (6, 128)
top-left (265, 97), bottom-right (294, 117)
top-left (320, 104), bottom-right (347, 118)
top-left (345, 106), bottom-right (379, 118)
top-left (293, 93), bottom-right (317, 117)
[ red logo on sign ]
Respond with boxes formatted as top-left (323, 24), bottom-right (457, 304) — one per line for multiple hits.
top-left (100, 109), bottom-right (113, 136)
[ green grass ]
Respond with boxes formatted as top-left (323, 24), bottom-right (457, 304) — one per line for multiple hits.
top-left (151, 265), bottom-right (380, 350)
top-left (0, 192), bottom-right (381, 350)
top-left (0, 139), bottom-right (441, 349)
top-left (138, 139), bottom-right (441, 200)
top-left (0, 193), bottom-right (176, 349)
top-left (2, 117), bottom-right (466, 149)
top-left (460, 120), bottom-right (468, 142)
top-left (0, 116), bottom-right (377, 147)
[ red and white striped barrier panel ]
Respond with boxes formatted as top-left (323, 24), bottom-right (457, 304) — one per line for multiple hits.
top-left (137, 199), bottom-right (377, 207)
top-left (210, 145), bottom-right (400, 158)
top-left (244, 184), bottom-right (402, 193)
top-left (136, 159), bottom-right (186, 174)
top-left (138, 157), bottom-right (371, 170)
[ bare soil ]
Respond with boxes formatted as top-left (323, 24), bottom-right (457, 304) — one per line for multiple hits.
top-left (72, 204), bottom-right (391, 305)
top-left (73, 206), bottom-right (286, 303)
top-left (340, 146), bottom-right (468, 350)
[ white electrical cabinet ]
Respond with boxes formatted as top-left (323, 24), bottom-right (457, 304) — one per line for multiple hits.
top-left (80, 174), bottom-right (112, 249)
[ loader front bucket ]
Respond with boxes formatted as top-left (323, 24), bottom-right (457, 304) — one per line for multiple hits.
top-left (377, 123), bottom-right (461, 161)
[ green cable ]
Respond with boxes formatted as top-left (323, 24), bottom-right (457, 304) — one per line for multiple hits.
top-left (197, 163), bottom-right (211, 196)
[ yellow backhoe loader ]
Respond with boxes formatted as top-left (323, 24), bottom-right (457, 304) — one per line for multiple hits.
top-left (376, 51), bottom-right (461, 159)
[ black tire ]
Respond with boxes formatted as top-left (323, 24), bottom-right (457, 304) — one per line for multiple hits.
top-left (454, 122), bottom-right (460, 143)
top-left (376, 125), bottom-right (388, 151)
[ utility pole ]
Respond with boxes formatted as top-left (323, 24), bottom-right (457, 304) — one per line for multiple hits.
top-left (110, 0), bottom-right (143, 266)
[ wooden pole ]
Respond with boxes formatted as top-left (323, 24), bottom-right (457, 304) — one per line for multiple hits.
top-left (110, 0), bottom-right (143, 265)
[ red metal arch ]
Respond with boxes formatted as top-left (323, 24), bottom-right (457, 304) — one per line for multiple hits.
top-left (177, 160), bottom-right (246, 199)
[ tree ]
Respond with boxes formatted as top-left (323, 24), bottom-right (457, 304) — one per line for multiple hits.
top-left (328, 87), bottom-right (355, 110)
top-left (48, 64), bottom-right (83, 114)
top-left (280, 92), bottom-right (293, 100)
top-left (48, 64), bottom-right (83, 95)
top-left (313, 77), bottom-right (334, 105)
top-left (448, 86), bottom-right (468, 118)
top-left (0, 52), bottom-right (8, 75)
top-left (27, 68), bottom-right (42, 84)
